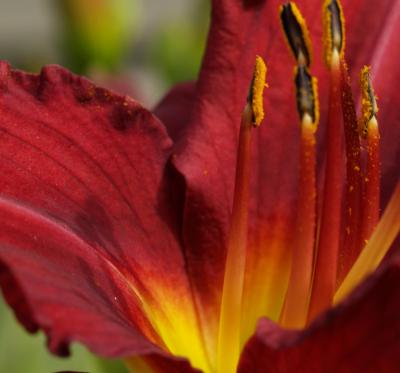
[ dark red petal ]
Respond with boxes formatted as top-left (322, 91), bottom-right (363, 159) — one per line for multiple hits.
top-left (0, 198), bottom-right (160, 357)
top-left (0, 62), bottom-right (205, 365)
top-left (238, 255), bottom-right (400, 373)
top-left (153, 82), bottom-right (196, 142)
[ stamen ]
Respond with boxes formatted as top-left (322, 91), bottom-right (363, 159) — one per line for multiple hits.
top-left (281, 98), bottom-right (318, 328)
top-left (337, 60), bottom-right (362, 283)
top-left (360, 67), bottom-right (380, 249)
top-left (335, 183), bottom-right (400, 303)
top-left (279, 3), bottom-right (318, 327)
top-left (308, 34), bottom-right (343, 321)
top-left (280, 2), bottom-right (313, 67)
top-left (323, 0), bottom-right (345, 68)
top-left (294, 66), bottom-right (319, 129)
top-left (217, 57), bottom-right (267, 373)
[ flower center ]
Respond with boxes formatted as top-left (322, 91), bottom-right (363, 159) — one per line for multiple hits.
top-left (217, 1), bottom-right (399, 372)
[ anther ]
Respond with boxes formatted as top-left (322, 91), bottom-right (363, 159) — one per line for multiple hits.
top-left (280, 2), bottom-right (312, 67)
top-left (247, 55), bottom-right (267, 127)
top-left (294, 66), bottom-right (319, 129)
top-left (323, 0), bottom-right (345, 67)
top-left (360, 66), bottom-right (379, 137)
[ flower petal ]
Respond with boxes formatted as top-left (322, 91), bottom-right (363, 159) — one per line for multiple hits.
top-left (0, 62), bottom-right (209, 371)
top-left (238, 255), bottom-right (400, 372)
top-left (154, 82), bottom-right (196, 142)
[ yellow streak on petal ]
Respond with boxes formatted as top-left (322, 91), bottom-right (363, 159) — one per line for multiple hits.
top-left (251, 55), bottom-right (268, 127)
top-left (334, 183), bottom-right (400, 303)
top-left (241, 220), bottom-right (292, 343)
top-left (138, 285), bottom-right (212, 372)
top-left (105, 258), bottom-right (211, 372)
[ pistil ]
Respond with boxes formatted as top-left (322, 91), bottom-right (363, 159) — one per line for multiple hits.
top-left (337, 60), bottom-right (362, 283)
top-left (279, 4), bottom-right (318, 328)
top-left (359, 66), bottom-right (381, 248)
top-left (217, 56), bottom-right (266, 373)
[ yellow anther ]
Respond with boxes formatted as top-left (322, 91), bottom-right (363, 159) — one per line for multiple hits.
top-left (322, 0), bottom-right (346, 67)
top-left (248, 55), bottom-right (267, 127)
top-left (360, 65), bottom-right (379, 137)
top-left (294, 66), bottom-right (319, 131)
top-left (280, 2), bottom-right (313, 67)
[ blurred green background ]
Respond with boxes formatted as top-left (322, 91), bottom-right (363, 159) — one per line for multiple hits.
top-left (0, 0), bottom-right (209, 372)
top-left (0, 0), bottom-right (209, 107)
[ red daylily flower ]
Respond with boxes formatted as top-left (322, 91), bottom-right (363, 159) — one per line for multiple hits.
top-left (0, 0), bottom-right (399, 372)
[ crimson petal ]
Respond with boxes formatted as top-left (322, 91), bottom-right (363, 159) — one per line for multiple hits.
top-left (0, 62), bottom-right (204, 368)
top-left (154, 82), bottom-right (196, 142)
